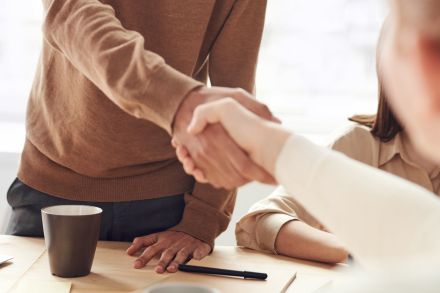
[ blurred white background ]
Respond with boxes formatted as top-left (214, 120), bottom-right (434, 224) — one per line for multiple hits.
top-left (258, 0), bottom-right (387, 141)
top-left (0, 0), bottom-right (388, 241)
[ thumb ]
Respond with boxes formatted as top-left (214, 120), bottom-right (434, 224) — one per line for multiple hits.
top-left (193, 244), bottom-right (211, 260)
top-left (187, 103), bottom-right (222, 134)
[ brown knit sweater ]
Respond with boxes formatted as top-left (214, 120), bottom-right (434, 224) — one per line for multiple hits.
top-left (18, 0), bottom-right (266, 246)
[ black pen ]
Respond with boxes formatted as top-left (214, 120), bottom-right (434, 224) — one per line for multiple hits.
top-left (178, 264), bottom-right (268, 280)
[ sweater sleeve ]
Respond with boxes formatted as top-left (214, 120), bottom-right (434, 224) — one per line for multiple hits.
top-left (42, 0), bottom-right (202, 133)
top-left (275, 135), bottom-right (440, 271)
top-left (208, 0), bottom-right (267, 93)
top-left (168, 184), bottom-right (236, 248)
top-left (170, 0), bottom-right (267, 247)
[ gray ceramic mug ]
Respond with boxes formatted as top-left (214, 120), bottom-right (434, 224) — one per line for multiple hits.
top-left (41, 205), bottom-right (102, 278)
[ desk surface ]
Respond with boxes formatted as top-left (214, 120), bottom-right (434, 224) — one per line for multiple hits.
top-left (0, 235), bottom-right (345, 293)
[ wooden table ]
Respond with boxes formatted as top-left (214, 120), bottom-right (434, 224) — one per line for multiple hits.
top-left (0, 235), bottom-right (345, 293)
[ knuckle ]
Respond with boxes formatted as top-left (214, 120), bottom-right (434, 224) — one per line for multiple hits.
top-left (181, 247), bottom-right (192, 255)
top-left (177, 249), bottom-right (190, 258)
top-left (193, 106), bottom-right (203, 117)
top-left (137, 255), bottom-right (148, 263)
top-left (222, 97), bottom-right (236, 108)
top-left (162, 249), bottom-right (176, 259)
top-left (138, 255), bottom-right (151, 263)
top-left (234, 87), bottom-right (247, 96)
top-left (148, 244), bottom-right (162, 253)
top-left (132, 237), bottom-right (141, 244)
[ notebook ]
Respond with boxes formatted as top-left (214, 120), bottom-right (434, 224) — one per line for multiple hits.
top-left (286, 273), bottom-right (332, 293)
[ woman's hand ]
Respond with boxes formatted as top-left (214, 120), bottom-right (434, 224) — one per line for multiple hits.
top-left (173, 98), bottom-right (291, 188)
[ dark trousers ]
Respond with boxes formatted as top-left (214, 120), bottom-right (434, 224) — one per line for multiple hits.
top-left (5, 178), bottom-right (185, 242)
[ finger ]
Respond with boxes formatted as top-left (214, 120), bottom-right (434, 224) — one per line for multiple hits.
top-left (171, 138), bottom-right (178, 148)
top-left (155, 248), bottom-right (179, 274)
top-left (192, 169), bottom-right (208, 183)
top-left (271, 115), bottom-right (282, 124)
top-left (193, 243), bottom-right (211, 260)
top-left (187, 104), bottom-right (218, 135)
top-left (260, 174), bottom-right (278, 185)
top-left (199, 124), bottom-right (247, 189)
top-left (176, 145), bottom-right (190, 159)
top-left (187, 98), bottom-right (238, 134)
top-left (210, 132), bottom-right (253, 188)
top-left (126, 234), bottom-right (157, 255)
top-left (176, 146), bottom-right (200, 177)
top-left (182, 157), bottom-right (196, 175)
top-left (232, 90), bottom-right (275, 121)
top-left (167, 247), bottom-right (193, 273)
top-left (187, 126), bottom-right (234, 188)
top-left (230, 90), bottom-right (262, 111)
top-left (134, 244), bottom-right (164, 269)
top-left (227, 145), bottom-right (273, 185)
top-left (176, 147), bottom-right (190, 166)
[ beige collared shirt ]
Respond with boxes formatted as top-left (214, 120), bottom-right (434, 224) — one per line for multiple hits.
top-left (235, 125), bottom-right (440, 253)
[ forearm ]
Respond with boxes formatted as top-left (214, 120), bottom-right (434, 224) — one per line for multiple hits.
top-left (168, 183), bottom-right (236, 248)
top-left (254, 123), bottom-right (291, 175)
top-left (275, 220), bottom-right (348, 264)
top-left (43, 0), bottom-right (201, 132)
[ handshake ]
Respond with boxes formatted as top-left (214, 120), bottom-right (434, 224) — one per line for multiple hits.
top-left (172, 86), bottom-right (291, 189)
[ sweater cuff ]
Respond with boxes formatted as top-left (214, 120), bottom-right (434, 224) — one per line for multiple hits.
top-left (143, 64), bottom-right (203, 134)
top-left (167, 193), bottom-right (227, 249)
top-left (256, 213), bottom-right (298, 254)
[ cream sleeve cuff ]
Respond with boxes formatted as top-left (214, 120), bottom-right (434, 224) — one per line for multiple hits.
top-left (256, 213), bottom-right (297, 254)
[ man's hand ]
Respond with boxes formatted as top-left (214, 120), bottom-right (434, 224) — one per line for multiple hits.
top-left (126, 231), bottom-right (211, 273)
top-left (172, 86), bottom-right (278, 189)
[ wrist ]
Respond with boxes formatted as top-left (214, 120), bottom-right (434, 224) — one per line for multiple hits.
top-left (172, 86), bottom-right (206, 134)
top-left (255, 123), bottom-right (291, 175)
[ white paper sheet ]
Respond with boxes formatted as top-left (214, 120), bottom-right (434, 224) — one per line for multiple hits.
top-left (0, 254), bottom-right (13, 265)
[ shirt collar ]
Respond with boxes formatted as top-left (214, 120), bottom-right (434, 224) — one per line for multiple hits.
top-left (378, 131), bottom-right (406, 167)
top-left (379, 132), bottom-right (440, 178)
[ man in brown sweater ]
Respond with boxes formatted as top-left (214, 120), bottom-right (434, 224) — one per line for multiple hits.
top-left (6, 0), bottom-right (275, 274)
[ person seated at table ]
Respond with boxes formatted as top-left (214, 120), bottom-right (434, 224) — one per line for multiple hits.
top-left (235, 25), bottom-right (440, 264)
top-left (174, 0), bottom-right (440, 289)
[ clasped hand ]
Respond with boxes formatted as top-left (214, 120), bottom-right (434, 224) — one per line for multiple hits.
top-left (174, 97), bottom-right (291, 189)
top-left (172, 86), bottom-right (279, 190)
